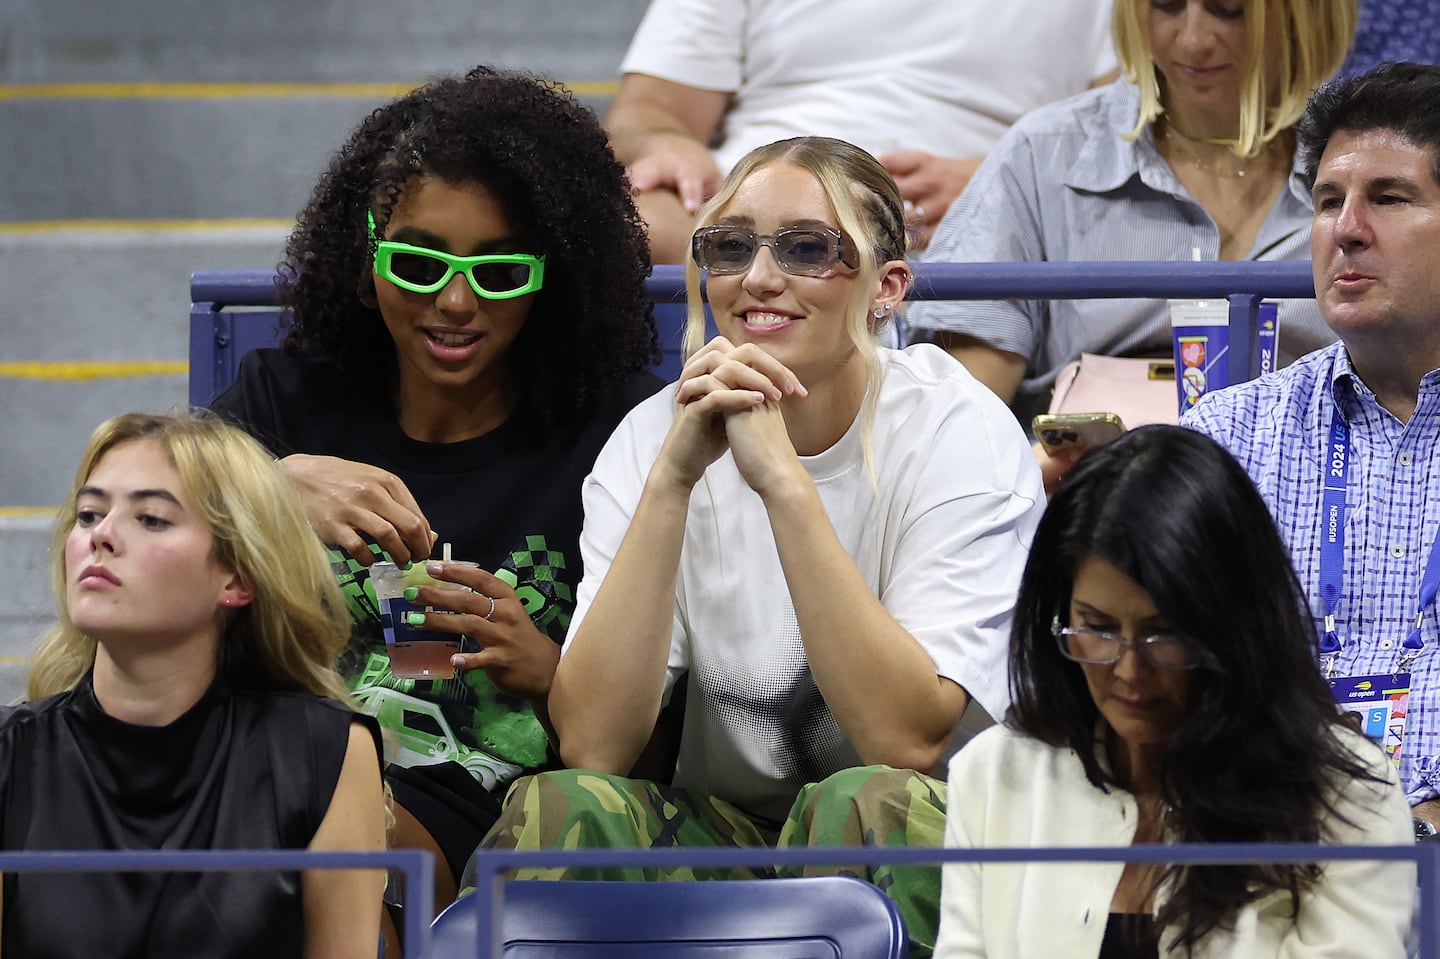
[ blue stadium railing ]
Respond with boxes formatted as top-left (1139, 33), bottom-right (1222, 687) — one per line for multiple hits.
top-left (463, 842), bottom-right (1435, 959)
top-left (0, 848), bottom-right (434, 957)
top-left (8, 841), bottom-right (1427, 958)
top-left (188, 260), bottom-right (1317, 406)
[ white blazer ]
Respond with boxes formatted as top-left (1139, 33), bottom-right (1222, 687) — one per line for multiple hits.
top-left (935, 724), bottom-right (1415, 958)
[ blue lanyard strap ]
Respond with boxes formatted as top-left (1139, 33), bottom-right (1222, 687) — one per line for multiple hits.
top-left (1408, 536), bottom-right (1440, 651)
top-left (1318, 407), bottom-right (1440, 664)
top-left (1318, 412), bottom-right (1349, 656)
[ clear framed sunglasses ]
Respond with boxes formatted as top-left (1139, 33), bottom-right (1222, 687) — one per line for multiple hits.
top-left (1052, 618), bottom-right (1201, 671)
top-left (690, 225), bottom-right (859, 276)
top-left (369, 212), bottom-right (545, 300)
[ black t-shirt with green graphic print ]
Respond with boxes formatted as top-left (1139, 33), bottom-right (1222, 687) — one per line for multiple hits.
top-left (213, 348), bottom-right (661, 791)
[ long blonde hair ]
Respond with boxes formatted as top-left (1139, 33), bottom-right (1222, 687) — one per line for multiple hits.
top-left (29, 412), bottom-right (353, 704)
top-left (1114, 0), bottom-right (1357, 157)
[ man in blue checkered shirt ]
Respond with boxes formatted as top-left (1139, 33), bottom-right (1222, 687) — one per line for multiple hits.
top-left (1185, 63), bottom-right (1440, 839)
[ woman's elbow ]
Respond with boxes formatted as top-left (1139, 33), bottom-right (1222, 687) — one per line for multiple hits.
top-left (859, 734), bottom-right (949, 775)
top-left (551, 704), bottom-right (639, 775)
top-left (557, 738), bottom-right (634, 777)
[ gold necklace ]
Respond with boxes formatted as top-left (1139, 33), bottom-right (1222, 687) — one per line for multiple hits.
top-left (1161, 121), bottom-right (1281, 179)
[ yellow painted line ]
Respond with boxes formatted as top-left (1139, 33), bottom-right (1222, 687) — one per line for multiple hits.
top-left (0, 218), bottom-right (292, 235)
top-left (0, 80), bottom-right (619, 100)
top-left (0, 360), bottom-right (187, 380)
top-left (0, 507), bottom-right (55, 519)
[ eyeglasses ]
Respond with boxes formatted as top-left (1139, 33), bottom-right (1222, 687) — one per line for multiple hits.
top-left (690, 225), bottom-right (859, 276)
top-left (1052, 619), bottom-right (1201, 671)
top-left (369, 212), bottom-right (545, 300)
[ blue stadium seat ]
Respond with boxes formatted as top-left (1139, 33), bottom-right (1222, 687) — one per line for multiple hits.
top-left (187, 275), bottom-right (695, 407)
top-left (429, 876), bottom-right (908, 958)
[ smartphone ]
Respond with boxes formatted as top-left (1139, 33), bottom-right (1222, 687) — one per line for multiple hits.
top-left (1032, 412), bottom-right (1126, 456)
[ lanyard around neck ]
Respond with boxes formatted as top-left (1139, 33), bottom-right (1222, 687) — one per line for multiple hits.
top-left (1317, 406), bottom-right (1438, 670)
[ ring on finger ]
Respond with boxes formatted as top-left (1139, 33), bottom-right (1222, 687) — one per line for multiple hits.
top-left (481, 594), bottom-right (496, 621)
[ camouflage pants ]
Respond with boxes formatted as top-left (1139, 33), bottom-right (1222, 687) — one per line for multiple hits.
top-left (465, 765), bottom-right (946, 957)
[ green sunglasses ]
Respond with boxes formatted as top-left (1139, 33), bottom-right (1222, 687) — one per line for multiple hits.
top-left (369, 211), bottom-right (546, 300)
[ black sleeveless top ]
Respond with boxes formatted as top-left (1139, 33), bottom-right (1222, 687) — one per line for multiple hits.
top-left (1098, 912), bottom-right (1160, 959)
top-left (0, 672), bottom-right (378, 959)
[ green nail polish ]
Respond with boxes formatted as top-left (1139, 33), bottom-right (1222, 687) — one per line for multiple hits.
top-left (405, 612), bottom-right (426, 626)
top-left (401, 561), bottom-right (414, 572)
top-left (403, 586), bottom-right (419, 601)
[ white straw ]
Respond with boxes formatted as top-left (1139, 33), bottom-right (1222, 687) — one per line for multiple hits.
top-left (443, 542), bottom-right (452, 562)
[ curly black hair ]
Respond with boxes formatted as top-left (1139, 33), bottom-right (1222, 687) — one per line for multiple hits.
top-left (279, 65), bottom-right (659, 430)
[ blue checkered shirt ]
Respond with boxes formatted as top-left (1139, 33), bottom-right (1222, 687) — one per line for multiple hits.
top-left (1184, 342), bottom-right (1440, 804)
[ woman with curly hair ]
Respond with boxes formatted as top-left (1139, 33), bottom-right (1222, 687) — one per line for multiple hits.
top-left (935, 426), bottom-right (1414, 958)
top-left (211, 65), bottom-right (661, 917)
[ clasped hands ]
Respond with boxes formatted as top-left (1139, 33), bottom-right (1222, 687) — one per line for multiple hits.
top-left (658, 337), bottom-right (810, 498)
top-left (625, 132), bottom-right (724, 214)
top-left (878, 150), bottom-right (982, 250)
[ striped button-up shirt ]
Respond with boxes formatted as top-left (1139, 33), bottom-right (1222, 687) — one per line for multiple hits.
top-left (1185, 341), bottom-right (1440, 805)
top-left (907, 80), bottom-right (1334, 424)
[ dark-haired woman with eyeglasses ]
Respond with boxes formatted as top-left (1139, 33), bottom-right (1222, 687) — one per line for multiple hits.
top-left (209, 65), bottom-right (663, 934)
top-left (934, 425), bottom-right (1414, 959)
top-left (471, 136), bottom-right (1045, 958)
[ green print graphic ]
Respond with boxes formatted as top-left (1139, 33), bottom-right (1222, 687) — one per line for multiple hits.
top-left (505, 534), bottom-right (573, 642)
top-left (332, 536), bottom-right (570, 791)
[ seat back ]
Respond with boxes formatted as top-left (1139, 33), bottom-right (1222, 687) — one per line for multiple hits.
top-left (186, 301), bottom-right (694, 407)
top-left (430, 876), bottom-right (908, 959)
top-left (187, 304), bottom-right (288, 407)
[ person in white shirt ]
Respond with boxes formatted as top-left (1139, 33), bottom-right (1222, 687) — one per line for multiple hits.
top-left (936, 426), bottom-right (1414, 959)
top-left (606, 0), bottom-right (1118, 260)
top-left (473, 136), bottom-right (1045, 957)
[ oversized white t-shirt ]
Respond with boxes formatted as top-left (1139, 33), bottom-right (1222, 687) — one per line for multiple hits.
top-left (566, 345), bottom-right (1045, 820)
top-left (620, 0), bottom-right (1119, 172)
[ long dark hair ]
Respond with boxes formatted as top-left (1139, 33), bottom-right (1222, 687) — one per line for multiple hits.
top-left (279, 65), bottom-right (659, 430)
top-left (1008, 426), bottom-right (1380, 953)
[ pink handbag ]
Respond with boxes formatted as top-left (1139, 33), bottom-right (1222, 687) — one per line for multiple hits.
top-left (1047, 354), bottom-right (1179, 427)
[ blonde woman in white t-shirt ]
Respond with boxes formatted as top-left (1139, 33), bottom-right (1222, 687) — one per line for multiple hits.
top-left (469, 136), bottom-right (1045, 957)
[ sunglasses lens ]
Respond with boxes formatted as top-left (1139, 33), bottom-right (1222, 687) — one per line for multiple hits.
top-left (387, 251), bottom-right (450, 289)
top-left (470, 262), bottom-right (533, 295)
top-left (699, 229), bottom-right (757, 273)
top-left (775, 231), bottom-right (836, 275)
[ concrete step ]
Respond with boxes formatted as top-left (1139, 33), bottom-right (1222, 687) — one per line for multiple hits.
top-left (1, 226), bottom-right (287, 505)
top-left (2, 86), bottom-right (616, 221)
top-left (2, 225), bottom-right (288, 358)
top-left (0, 512), bottom-right (54, 705)
top-left (2, 0), bottom-right (648, 84)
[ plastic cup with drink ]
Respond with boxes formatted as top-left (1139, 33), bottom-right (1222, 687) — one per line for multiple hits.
top-left (370, 548), bottom-right (478, 680)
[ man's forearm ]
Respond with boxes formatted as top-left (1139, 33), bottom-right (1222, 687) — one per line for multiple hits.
top-left (603, 74), bottom-right (729, 165)
top-left (1413, 797), bottom-right (1440, 826)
